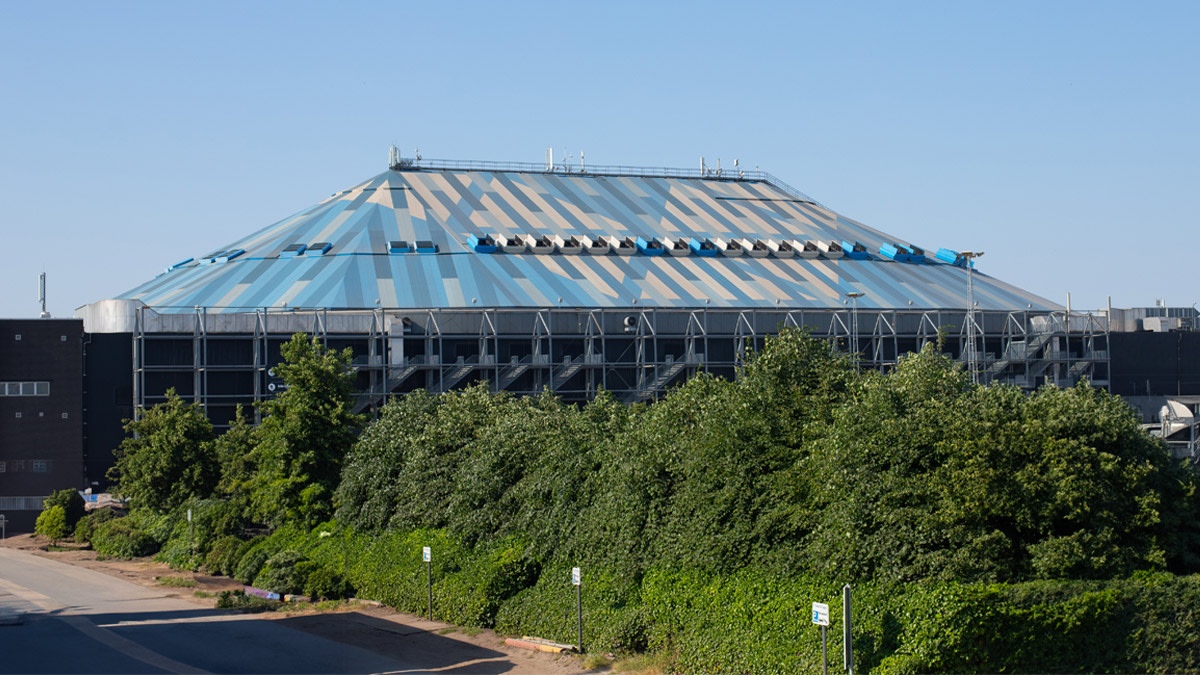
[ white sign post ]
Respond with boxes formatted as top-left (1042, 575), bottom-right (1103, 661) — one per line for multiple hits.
top-left (813, 601), bottom-right (830, 675)
top-left (0, 514), bottom-right (6, 540)
top-left (571, 567), bottom-right (583, 652)
top-left (423, 546), bottom-right (433, 619)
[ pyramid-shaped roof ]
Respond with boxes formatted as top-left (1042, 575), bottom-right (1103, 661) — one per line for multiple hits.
top-left (115, 163), bottom-right (1057, 313)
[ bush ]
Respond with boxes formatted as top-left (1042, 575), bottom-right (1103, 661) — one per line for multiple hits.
top-left (73, 509), bottom-right (117, 545)
top-left (35, 506), bottom-right (68, 544)
top-left (92, 517), bottom-right (158, 558)
top-left (43, 489), bottom-right (86, 529)
top-left (204, 535), bottom-right (243, 576)
top-left (253, 550), bottom-right (309, 595)
top-left (304, 564), bottom-right (354, 600)
top-left (215, 589), bottom-right (278, 613)
top-left (234, 544), bottom-right (271, 585)
top-left (156, 499), bottom-right (248, 571)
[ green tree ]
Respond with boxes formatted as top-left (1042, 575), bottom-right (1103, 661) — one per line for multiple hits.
top-left (107, 389), bottom-right (218, 513)
top-left (43, 488), bottom-right (86, 529)
top-left (249, 334), bottom-right (363, 528)
top-left (35, 505), bottom-right (68, 545)
top-left (215, 404), bottom-right (258, 517)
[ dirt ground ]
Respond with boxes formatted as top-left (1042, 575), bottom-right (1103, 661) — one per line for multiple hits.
top-left (1, 533), bottom-right (602, 674)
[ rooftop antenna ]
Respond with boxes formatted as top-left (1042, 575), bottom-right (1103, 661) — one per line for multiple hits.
top-left (546, 147), bottom-right (553, 171)
top-left (38, 272), bottom-right (50, 318)
top-left (701, 156), bottom-right (706, 175)
top-left (388, 144), bottom-right (401, 170)
top-left (413, 147), bottom-right (422, 161)
top-left (716, 158), bottom-right (722, 177)
top-left (580, 150), bottom-right (585, 173)
top-left (561, 148), bottom-right (572, 173)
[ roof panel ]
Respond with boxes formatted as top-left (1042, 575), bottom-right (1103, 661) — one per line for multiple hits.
top-left (112, 166), bottom-right (1059, 313)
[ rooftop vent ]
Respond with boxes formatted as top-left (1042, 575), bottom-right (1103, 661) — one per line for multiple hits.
top-left (169, 257), bottom-right (194, 270)
top-left (841, 241), bottom-right (869, 260)
top-left (767, 239), bottom-right (794, 258)
top-left (307, 242), bottom-right (332, 256)
top-left (636, 236), bottom-right (665, 256)
top-left (817, 241), bottom-right (843, 258)
top-left (557, 235), bottom-right (582, 254)
top-left (498, 234), bottom-right (526, 254)
top-left (614, 236), bottom-right (636, 256)
top-left (747, 239), bottom-right (770, 258)
top-left (714, 237), bottom-right (743, 257)
top-left (580, 235), bottom-right (607, 255)
top-left (879, 243), bottom-right (910, 262)
top-left (467, 234), bottom-right (496, 253)
top-left (414, 240), bottom-right (438, 253)
top-left (667, 238), bottom-right (690, 256)
top-left (389, 240), bottom-right (411, 254)
top-left (936, 248), bottom-right (964, 266)
top-left (798, 240), bottom-right (820, 259)
top-left (281, 243), bottom-right (307, 258)
top-left (688, 237), bottom-right (718, 257)
top-left (529, 235), bottom-right (554, 254)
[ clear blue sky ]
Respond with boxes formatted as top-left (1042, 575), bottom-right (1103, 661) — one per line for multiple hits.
top-left (1, 1), bottom-right (1196, 319)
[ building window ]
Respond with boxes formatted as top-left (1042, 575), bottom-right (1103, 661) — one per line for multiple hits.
top-left (60, 335), bottom-right (67, 342)
top-left (61, 412), bottom-right (69, 419)
top-left (0, 381), bottom-right (51, 397)
top-left (0, 462), bottom-right (6, 473)
top-left (14, 334), bottom-right (20, 341)
top-left (14, 412), bottom-right (21, 419)
top-left (32, 461), bottom-right (48, 473)
top-left (38, 411), bottom-right (44, 418)
top-left (13, 461), bottom-right (24, 472)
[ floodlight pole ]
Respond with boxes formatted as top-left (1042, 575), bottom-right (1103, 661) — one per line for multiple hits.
top-left (846, 292), bottom-right (865, 366)
top-left (960, 252), bottom-right (984, 384)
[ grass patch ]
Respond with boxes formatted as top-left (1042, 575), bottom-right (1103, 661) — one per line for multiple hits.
top-left (582, 653), bottom-right (613, 670)
top-left (437, 627), bottom-right (458, 635)
top-left (193, 590), bottom-right (214, 598)
top-left (460, 626), bottom-right (481, 637)
top-left (215, 590), bottom-right (280, 613)
top-left (612, 652), bottom-right (673, 675)
top-left (156, 576), bottom-right (197, 588)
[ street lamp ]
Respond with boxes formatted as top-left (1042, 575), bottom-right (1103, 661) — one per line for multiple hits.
top-left (959, 251), bottom-right (985, 384)
top-left (847, 291), bottom-right (865, 363)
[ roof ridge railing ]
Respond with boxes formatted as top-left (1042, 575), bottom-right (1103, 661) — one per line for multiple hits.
top-left (391, 157), bottom-right (823, 206)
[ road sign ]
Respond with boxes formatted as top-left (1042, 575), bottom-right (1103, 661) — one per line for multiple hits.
top-left (571, 567), bottom-right (581, 586)
top-left (812, 602), bottom-right (830, 626)
top-left (422, 546), bottom-right (431, 562)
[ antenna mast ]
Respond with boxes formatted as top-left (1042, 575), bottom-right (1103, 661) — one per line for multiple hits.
top-left (39, 272), bottom-right (50, 318)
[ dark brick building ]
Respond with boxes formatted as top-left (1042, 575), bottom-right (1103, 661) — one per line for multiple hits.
top-left (0, 319), bottom-right (84, 532)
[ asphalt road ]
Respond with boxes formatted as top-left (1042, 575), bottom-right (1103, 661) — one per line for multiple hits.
top-left (0, 547), bottom-right (526, 674)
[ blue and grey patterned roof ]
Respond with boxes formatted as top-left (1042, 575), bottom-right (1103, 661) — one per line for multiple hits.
top-left (116, 165), bottom-right (1058, 313)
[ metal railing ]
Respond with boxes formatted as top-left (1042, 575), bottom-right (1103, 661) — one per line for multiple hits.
top-left (390, 157), bottom-right (823, 206)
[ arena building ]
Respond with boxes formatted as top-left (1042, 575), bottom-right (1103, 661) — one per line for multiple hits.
top-left (74, 151), bottom-right (1110, 481)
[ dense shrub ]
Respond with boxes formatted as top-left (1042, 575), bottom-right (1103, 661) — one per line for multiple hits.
top-left (304, 564), bottom-right (353, 600)
top-left (235, 545), bottom-right (272, 585)
top-left (253, 550), bottom-right (309, 594)
top-left (156, 499), bottom-right (247, 571)
top-left (204, 535), bottom-right (243, 576)
top-left (43, 489), bottom-right (87, 530)
top-left (92, 517), bottom-right (158, 558)
top-left (216, 589), bottom-right (278, 613)
top-left (35, 506), bottom-right (68, 544)
top-left (73, 508), bottom-right (117, 545)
